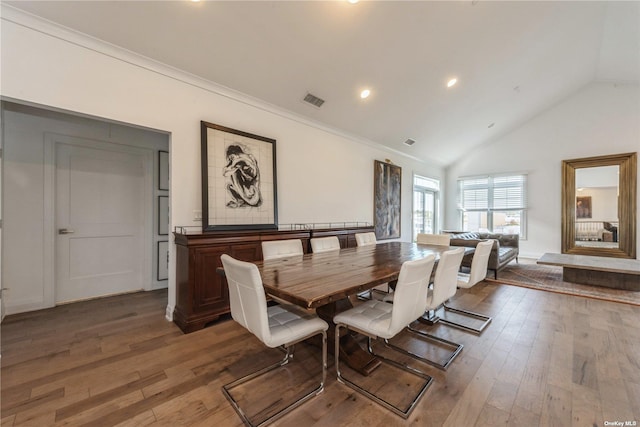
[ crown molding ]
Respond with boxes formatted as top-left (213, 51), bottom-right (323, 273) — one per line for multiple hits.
top-left (0, 4), bottom-right (437, 167)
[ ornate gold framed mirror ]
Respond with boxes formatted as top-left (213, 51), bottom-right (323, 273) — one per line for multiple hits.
top-left (562, 152), bottom-right (636, 258)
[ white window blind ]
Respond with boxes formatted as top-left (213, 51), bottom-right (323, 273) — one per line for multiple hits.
top-left (462, 188), bottom-right (489, 210)
top-left (459, 177), bottom-right (489, 210)
top-left (459, 174), bottom-right (527, 211)
top-left (492, 175), bottom-right (527, 210)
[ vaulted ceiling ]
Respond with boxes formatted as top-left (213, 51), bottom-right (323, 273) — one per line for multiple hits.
top-left (6, 1), bottom-right (640, 166)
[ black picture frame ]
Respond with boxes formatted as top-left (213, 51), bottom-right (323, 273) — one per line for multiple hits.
top-left (157, 241), bottom-right (168, 281)
top-left (374, 160), bottom-right (401, 240)
top-left (201, 121), bottom-right (278, 231)
top-left (158, 196), bottom-right (169, 236)
top-left (158, 150), bottom-right (169, 191)
top-left (158, 196), bottom-right (169, 235)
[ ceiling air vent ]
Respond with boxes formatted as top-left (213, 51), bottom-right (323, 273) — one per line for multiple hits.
top-left (303, 92), bottom-right (325, 108)
top-left (404, 138), bottom-right (416, 146)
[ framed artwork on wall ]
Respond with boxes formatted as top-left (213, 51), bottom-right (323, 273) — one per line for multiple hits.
top-left (157, 241), bottom-right (168, 281)
top-left (158, 196), bottom-right (169, 235)
top-left (576, 196), bottom-right (592, 219)
top-left (201, 121), bottom-right (278, 231)
top-left (159, 150), bottom-right (169, 191)
top-left (374, 160), bottom-right (401, 240)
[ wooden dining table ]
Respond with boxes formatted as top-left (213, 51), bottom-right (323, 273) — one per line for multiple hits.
top-left (254, 241), bottom-right (475, 376)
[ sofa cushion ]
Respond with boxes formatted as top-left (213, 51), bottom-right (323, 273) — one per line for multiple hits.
top-left (498, 247), bottom-right (517, 264)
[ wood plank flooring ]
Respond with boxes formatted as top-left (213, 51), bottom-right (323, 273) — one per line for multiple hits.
top-left (2, 282), bottom-right (639, 426)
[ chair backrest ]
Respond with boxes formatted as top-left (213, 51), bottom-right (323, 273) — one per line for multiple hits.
top-left (220, 254), bottom-right (270, 344)
top-left (465, 240), bottom-right (494, 286)
top-left (430, 247), bottom-right (465, 307)
top-left (388, 255), bottom-right (436, 336)
top-left (355, 232), bottom-right (377, 247)
top-left (262, 239), bottom-right (304, 260)
top-left (416, 233), bottom-right (451, 246)
top-left (310, 236), bottom-right (341, 253)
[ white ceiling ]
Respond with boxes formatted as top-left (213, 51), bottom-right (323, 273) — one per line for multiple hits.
top-left (6, 1), bottom-right (640, 166)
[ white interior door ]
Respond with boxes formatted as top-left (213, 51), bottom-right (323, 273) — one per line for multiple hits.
top-left (56, 141), bottom-right (147, 303)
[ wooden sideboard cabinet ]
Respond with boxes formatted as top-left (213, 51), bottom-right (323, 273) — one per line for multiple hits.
top-left (309, 227), bottom-right (362, 248)
top-left (173, 226), bottom-right (373, 333)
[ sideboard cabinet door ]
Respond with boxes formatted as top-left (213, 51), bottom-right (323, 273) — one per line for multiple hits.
top-left (193, 245), bottom-right (230, 315)
top-left (174, 244), bottom-right (230, 333)
top-left (230, 243), bottom-right (262, 262)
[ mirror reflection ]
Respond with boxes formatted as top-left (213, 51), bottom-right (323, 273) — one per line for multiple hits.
top-left (574, 165), bottom-right (619, 249)
top-left (561, 152), bottom-right (636, 259)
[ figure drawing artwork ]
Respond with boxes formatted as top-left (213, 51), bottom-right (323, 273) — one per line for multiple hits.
top-left (201, 121), bottom-right (278, 231)
top-left (223, 144), bottom-right (262, 208)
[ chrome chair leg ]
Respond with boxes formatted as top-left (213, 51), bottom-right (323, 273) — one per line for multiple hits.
top-left (439, 302), bottom-right (492, 334)
top-left (357, 281), bottom-right (395, 301)
top-left (335, 324), bottom-right (433, 419)
top-left (383, 315), bottom-right (463, 370)
top-left (417, 309), bottom-right (439, 325)
top-left (222, 330), bottom-right (327, 427)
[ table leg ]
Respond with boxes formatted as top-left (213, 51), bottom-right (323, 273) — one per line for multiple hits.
top-left (316, 299), bottom-right (381, 376)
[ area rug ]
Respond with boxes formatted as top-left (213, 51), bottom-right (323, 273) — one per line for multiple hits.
top-left (485, 261), bottom-right (640, 306)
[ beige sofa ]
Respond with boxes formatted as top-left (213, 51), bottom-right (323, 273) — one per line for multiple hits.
top-left (449, 232), bottom-right (519, 279)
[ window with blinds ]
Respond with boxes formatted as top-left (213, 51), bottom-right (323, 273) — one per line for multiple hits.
top-left (458, 174), bottom-right (527, 238)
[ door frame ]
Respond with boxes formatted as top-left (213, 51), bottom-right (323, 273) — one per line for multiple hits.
top-left (412, 175), bottom-right (441, 241)
top-left (43, 133), bottom-right (153, 307)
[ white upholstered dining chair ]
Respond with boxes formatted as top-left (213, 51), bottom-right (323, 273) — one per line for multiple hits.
top-left (310, 236), bottom-right (340, 253)
top-left (355, 232), bottom-right (377, 247)
top-left (456, 240), bottom-right (493, 288)
top-left (261, 239), bottom-right (304, 260)
top-left (333, 255), bottom-right (436, 418)
top-left (354, 232), bottom-right (390, 298)
top-left (386, 247), bottom-right (465, 370)
top-left (439, 240), bottom-right (494, 334)
top-left (220, 254), bottom-right (328, 427)
top-left (416, 233), bottom-right (451, 246)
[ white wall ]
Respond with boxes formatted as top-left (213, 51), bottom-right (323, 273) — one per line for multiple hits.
top-left (445, 82), bottom-right (640, 258)
top-left (0, 9), bottom-right (443, 317)
top-left (576, 187), bottom-right (618, 222)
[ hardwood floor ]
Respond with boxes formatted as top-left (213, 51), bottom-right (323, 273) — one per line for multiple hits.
top-left (2, 283), bottom-right (639, 426)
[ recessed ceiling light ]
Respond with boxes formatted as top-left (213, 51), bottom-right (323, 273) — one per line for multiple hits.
top-left (360, 89), bottom-right (371, 99)
top-left (348, 0), bottom-right (359, 3)
top-left (447, 78), bottom-right (457, 88)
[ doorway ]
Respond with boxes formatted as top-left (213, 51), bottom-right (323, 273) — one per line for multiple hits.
top-left (2, 102), bottom-right (169, 314)
top-left (412, 175), bottom-right (440, 241)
